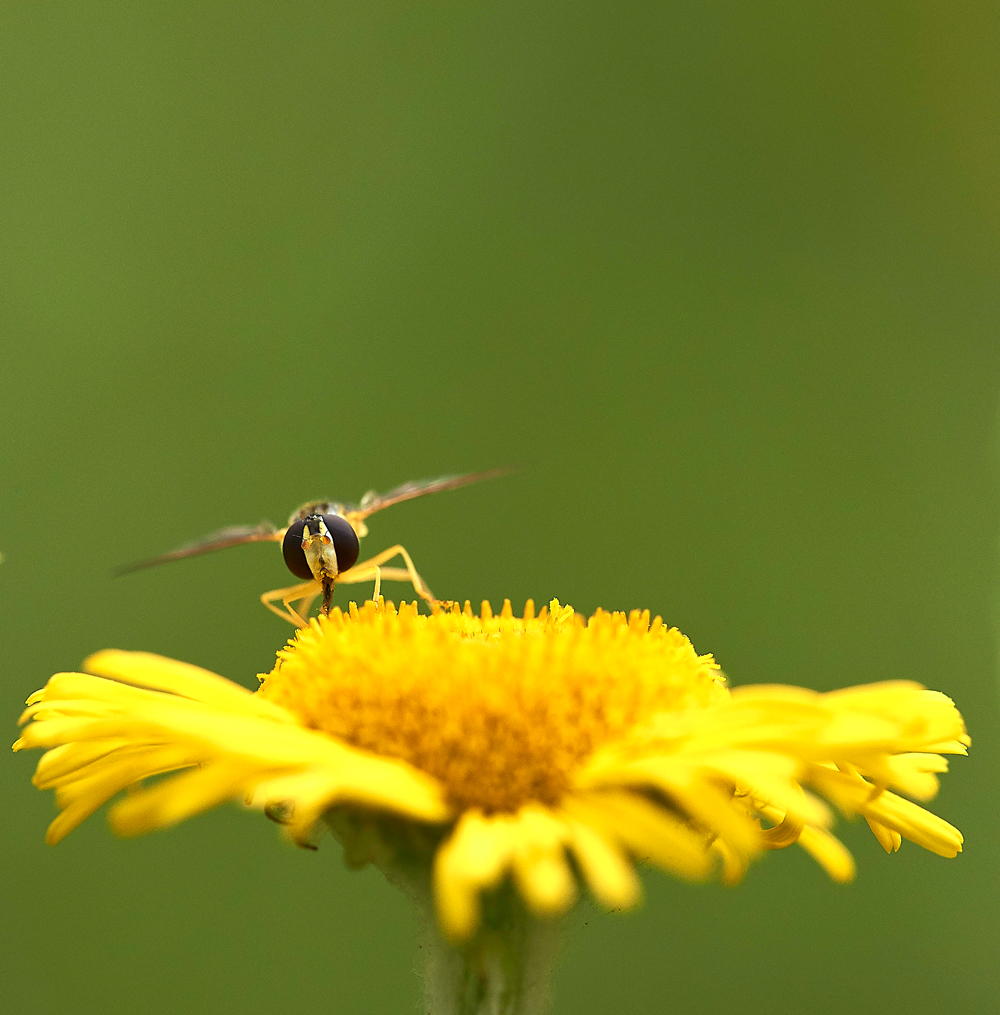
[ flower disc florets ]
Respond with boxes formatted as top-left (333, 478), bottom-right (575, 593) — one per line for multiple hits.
top-left (258, 599), bottom-right (727, 813)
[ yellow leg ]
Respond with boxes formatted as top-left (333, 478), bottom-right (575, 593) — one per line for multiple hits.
top-left (295, 589), bottom-right (321, 621)
top-left (336, 566), bottom-right (411, 584)
top-left (261, 580), bottom-right (320, 628)
top-left (339, 566), bottom-right (424, 603)
top-left (338, 544), bottom-right (435, 602)
top-left (263, 546), bottom-right (433, 625)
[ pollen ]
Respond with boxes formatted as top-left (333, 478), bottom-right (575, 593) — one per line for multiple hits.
top-left (257, 599), bottom-right (728, 813)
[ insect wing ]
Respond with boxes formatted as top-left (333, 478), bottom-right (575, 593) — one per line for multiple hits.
top-left (116, 520), bottom-right (282, 574)
top-left (345, 467), bottom-right (512, 522)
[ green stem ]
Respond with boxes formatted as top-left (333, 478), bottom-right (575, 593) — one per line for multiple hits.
top-left (414, 882), bottom-right (561, 1015)
top-left (324, 809), bottom-right (561, 1015)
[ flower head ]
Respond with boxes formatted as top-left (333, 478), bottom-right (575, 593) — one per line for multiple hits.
top-left (15, 598), bottom-right (968, 941)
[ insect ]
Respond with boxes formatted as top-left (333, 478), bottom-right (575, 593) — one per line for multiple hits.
top-left (118, 469), bottom-right (509, 627)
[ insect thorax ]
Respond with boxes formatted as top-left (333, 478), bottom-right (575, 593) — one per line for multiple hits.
top-left (288, 500), bottom-right (346, 524)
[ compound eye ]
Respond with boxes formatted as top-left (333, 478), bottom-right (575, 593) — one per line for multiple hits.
top-left (281, 518), bottom-right (314, 580)
top-left (322, 513), bottom-right (360, 573)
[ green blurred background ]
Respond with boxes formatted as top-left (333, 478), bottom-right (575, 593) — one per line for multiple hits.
top-left (2, 2), bottom-right (998, 1012)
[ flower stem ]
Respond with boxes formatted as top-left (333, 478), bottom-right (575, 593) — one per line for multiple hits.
top-left (324, 809), bottom-right (560, 1015)
top-left (415, 884), bottom-right (561, 1015)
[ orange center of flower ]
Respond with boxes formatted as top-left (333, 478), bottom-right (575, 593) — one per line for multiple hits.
top-left (256, 599), bottom-right (727, 813)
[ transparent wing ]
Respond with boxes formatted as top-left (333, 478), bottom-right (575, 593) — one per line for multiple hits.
top-left (344, 467), bottom-right (513, 523)
top-left (115, 521), bottom-right (283, 575)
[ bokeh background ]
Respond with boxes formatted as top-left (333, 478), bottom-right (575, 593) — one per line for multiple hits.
top-left (2, 3), bottom-right (999, 1012)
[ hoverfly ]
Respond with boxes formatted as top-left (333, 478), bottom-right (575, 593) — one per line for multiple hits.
top-left (118, 469), bottom-right (509, 627)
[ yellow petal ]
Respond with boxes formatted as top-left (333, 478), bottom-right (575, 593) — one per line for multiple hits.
top-left (924, 739), bottom-right (969, 755)
top-left (701, 749), bottom-right (831, 827)
top-left (45, 745), bottom-right (202, 843)
top-left (109, 760), bottom-right (259, 836)
top-left (434, 811), bottom-right (516, 941)
top-left (796, 825), bottom-right (856, 882)
top-left (46, 799), bottom-right (111, 846)
top-left (862, 790), bottom-right (963, 858)
top-left (561, 817), bottom-right (641, 910)
top-left (865, 816), bottom-right (902, 853)
top-left (249, 757), bottom-right (450, 833)
top-left (709, 837), bottom-right (747, 886)
top-left (53, 744), bottom-right (199, 808)
top-left (759, 814), bottom-right (805, 849)
top-left (32, 740), bottom-right (131, 787)
top-left (84, 650), bottom-right (294, 721)
top-left (879, 753), bottom-right (948, 801)
top-left (509, 807), bottom-right (576, 917)
top-left (16, 715), bottom-right (155, 751)
top-left (565, 790), bottom-right (715, 881)
top-left (812, 712), bottom-right (905, 751)
top-left (580, 757), bottom-right (761, 859)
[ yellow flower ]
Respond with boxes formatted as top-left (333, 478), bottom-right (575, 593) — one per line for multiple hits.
top-left (15, 599), bottom-right (968, 943)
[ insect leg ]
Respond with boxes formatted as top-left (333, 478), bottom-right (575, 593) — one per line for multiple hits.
top-left (336, 566), bottom-right (410, 583)
top-left (261, 580), bottom-right (321, 627)
top-left (338, 545), bottom-right (435, 603)
top-left (332, 564), bottom-right (383, 603)
top-left (294, 588), bottom-right (321, 622)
